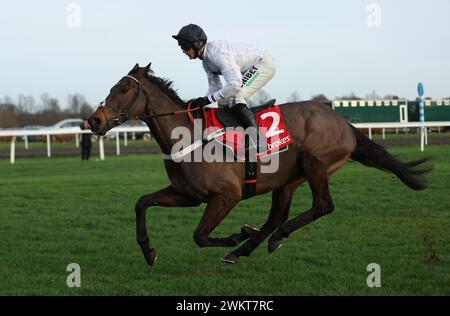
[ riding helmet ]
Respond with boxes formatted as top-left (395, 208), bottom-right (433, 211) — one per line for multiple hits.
top-left (172, 24), bottom-right (207, 49)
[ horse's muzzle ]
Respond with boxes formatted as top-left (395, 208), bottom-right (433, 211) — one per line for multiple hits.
top-left (88, 110), bottom-right (108, 136)
top-left (88, 116), bottom-right (101, 133)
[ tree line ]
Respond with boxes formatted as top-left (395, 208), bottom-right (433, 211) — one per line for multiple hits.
top-left (0, 94), bottom-right (93, 128)
top-left (2, 90), bottom-right (446, 128)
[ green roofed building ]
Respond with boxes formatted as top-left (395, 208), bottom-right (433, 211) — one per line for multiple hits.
top-left (323, 99), bottom-right (450, 123)
top-left (422, 99), bottom-right (450, 121)
top-left (331, 100), bottom-right (408, 123)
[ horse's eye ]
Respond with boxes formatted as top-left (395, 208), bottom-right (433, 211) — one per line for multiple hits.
top-left (120, 87), bottom-right (128, 94)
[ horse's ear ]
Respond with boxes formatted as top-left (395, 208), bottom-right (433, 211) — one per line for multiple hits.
top-left (128, 63), bottom-right (139, 74)
top-left (145, 63), bottom-right (153, 75)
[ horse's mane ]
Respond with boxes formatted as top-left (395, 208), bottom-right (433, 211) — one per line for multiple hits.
top-left (144, 70), bottom-right (187, 108)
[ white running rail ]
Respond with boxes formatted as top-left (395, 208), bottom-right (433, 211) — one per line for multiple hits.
top-left (1, 122), bottom-right (450, 164)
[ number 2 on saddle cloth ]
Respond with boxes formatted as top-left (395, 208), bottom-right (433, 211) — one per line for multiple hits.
top-left (203, 105), bottom-right (294, 161)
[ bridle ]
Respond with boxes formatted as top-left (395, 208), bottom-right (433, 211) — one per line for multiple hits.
top-left (99, 75), bottom-right (146, 127)
top-left (98, 74), bottom-right (199, 128)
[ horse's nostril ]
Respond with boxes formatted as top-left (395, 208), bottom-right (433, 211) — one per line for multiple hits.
top-left (88, 117), bottom-right (101, 130)
top-left (88, 118), bottom-right (101, 128)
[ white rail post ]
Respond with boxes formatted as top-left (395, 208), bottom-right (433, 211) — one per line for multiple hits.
top-left (368, 128), bottom-right (372, 140)
top-left (116, 131), bottom-right (120, 155)
top-left (75, 133), bottom-right (79, 148)
top-left (420, 129), bottom-right (425, 151)
top-left (24, 135), bottom-right (29, 149)
top-left (46, 134), bottom-right (51, 157)
top-left (99, 136), bottom-right (105, 160)
top-left (418, 83), bottom-right (425, 152)
top-left (10, 136), bottom-right (16, 164)
top-left (124, 132), bottom-right (128, 147)
top-left (382, 128), bottom-right (385, 140)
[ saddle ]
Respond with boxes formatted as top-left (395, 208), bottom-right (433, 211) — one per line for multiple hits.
top-left (216, 99), bottom-right (276, 128)
top-left (200, 98), bottom-right (291, 200)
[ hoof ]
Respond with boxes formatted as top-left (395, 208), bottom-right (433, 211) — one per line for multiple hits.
top-left (242, 224), bottom-right (260, 238)
top-left (144, 248), bottom-right (158, 266)
top-left (268, 240), bottom-right (283, 253)
top-left (221, 253), bottom-right (239, 264)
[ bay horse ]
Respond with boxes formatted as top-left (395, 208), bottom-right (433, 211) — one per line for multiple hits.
top-left (88, 63), bottom-right (431, 265)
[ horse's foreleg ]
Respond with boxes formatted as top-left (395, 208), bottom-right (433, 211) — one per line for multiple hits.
top-left (192, 194), bottom-right (240, 247)
top-left (222, 179), bottom-right (303, 263)
top-left (268, 153), bottom-right (334, 252)
top-left (135, 186), bottom-right (200, 266)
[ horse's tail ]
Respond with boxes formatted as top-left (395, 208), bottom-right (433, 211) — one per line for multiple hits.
top-left (349, 124), bottom-right (432, 190)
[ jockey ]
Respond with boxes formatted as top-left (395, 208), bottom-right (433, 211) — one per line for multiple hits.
top-left (172, 24), bottom-right (276, 131)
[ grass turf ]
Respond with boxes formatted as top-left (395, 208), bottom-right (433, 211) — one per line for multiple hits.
top-left (0, 145), bottom-right (449, 295)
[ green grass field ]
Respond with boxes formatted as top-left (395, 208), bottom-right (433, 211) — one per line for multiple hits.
top-left (0, 145), bottom-right (449, 295)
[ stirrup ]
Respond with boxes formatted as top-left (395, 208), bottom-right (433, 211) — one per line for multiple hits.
top-left (234, 104), bottom-right (257, 129)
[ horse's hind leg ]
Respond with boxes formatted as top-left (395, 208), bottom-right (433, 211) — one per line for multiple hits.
top-left (192, 194), bottom-right (242, 247)
top-left (268, 153), bottom-right (334, 252)
top-left (135, 186), bottom-right (201, 266)
top-left (222, 179), bottom-right (304, 264)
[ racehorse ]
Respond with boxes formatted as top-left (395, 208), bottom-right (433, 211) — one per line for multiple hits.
top-left (88, 63), bottom-right (431, 265)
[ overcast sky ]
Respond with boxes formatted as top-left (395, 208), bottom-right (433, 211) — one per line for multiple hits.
top-left (1, 0), bottom-right (449, 108)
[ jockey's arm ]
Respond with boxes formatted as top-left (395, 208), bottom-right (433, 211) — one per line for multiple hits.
top-left (206, 53), bottom-right (242, 103)
top-left (205, 71), bottom-right (222, 97)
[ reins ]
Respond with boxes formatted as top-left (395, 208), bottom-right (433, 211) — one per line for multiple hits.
top-left (134, 102), bottom-right (200, 123)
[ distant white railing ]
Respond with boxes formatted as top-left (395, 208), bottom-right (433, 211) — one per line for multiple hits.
top-left (1, 122), bottom-right (450, 164)
top-left (0, 126), bottom-right (150, 164)
top-left (353, 121), bottom-right (450, 151)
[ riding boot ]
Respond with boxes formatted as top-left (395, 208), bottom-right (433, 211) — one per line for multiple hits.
top-left (233, 103), bottom-right (260, 156)
top-left (233, 103), bottom-right (257, 129)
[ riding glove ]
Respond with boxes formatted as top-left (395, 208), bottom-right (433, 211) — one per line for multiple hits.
top-left (191, 96), bottom-right (211, 108)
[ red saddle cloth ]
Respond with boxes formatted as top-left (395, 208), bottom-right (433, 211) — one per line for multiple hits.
top-left (204, 105), bottom-right (293, 160)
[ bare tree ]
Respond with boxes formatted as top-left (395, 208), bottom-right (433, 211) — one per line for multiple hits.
top-left (16, 95), bottom-right (37, 127)
top-left (383, 94), bottom-right (400, 100)
top-left (17, 94), bottom-right (36, 113)
top-left (66, 93), bottom-right (88, 114)
top-left (365, 91), bottom-right (380, 100)
top-left (286, 91), bottom-right (301, 103)
top-left (0, 103), bottom-right (18, 128)
top-left (336, 92), bottom-right (364, 100)
top-left (39, 93), bottom-right (64, 125)
top-left (2, 96), bottom-right (13, 105)
top-left (1, 93), bottom-right (95, 128)
top-left (345, 92), bottom-right (362, 100)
